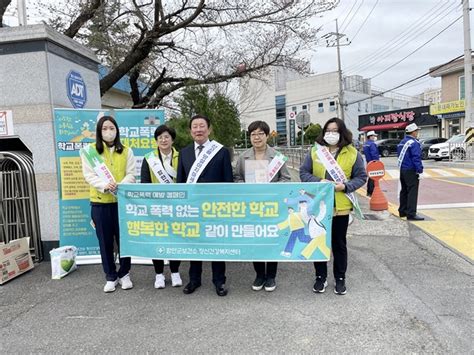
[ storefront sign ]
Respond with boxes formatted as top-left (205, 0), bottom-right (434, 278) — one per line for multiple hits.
top-left (430, 100), bottom-right (465, 115)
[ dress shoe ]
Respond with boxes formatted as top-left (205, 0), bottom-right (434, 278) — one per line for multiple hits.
top-left (399, 213), bottom-right (407, 218)
top-left (407, 215), bottom-right (424, 221)
top-left (215, 284), bottom-right (228, 297)
top-left (183, 282), bottom-right (201, 294)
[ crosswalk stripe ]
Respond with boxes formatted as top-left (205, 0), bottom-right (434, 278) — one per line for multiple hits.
top-left (378, 168), bottom-right (474, 180)
top-left (450, 168), bottom-right (474, 177)
top-left (430, 168), bottom-right (455, 177)
top-left (385, 169), bottom-right (399, 179)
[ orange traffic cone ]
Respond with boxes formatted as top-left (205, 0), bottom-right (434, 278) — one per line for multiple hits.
top-left (370, 178), bottom-right (388, 211)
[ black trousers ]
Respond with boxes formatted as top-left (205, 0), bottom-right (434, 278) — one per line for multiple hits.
top-left (253, 262), bottom-right (278, 279)
top-left (153, 259), bottom-right (181, 274)
top-left (189, 261), bottom-right (226, 286)
top-left (91, 203), bottom-right (131, 281)
top-left (313, 215), bottom-right (349, 280)
top-left (398, 169), bottom-right (420, 218)
top-left (367, 178), bottom-right (375, 196)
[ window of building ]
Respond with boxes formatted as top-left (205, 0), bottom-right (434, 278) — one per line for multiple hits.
top-left (302, 104), bottom-right (308, 111)
top-left (358, 102), bottom-right (361, 112)
top-left (365, 103), bottom-right (369, 112)
top-left (318, 102), bottom-right (324, 113)
top-left (329, 101), bottom-right (336, 112)
top-left (275, 95), bottom-right (286, 135)
top-left (292, 106), bottom-right (297, 112)
top-left (459, 74), bottom-right (474, 99)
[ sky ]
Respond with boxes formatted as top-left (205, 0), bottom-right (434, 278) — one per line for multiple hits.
top-left (3, 0), bottom-right (470, 100)
top-left (307, 0), bottom-right (470, 98)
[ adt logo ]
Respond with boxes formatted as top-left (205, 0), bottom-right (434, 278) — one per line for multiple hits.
top-left (66, 70), bottom-right (87, 108)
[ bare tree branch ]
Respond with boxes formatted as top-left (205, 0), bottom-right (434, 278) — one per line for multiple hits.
top-left (0, 0), bottom-right (12, 27)
top-left (64, 0), bottom-right (103, 38)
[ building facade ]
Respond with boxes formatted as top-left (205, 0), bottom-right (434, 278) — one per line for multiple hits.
top-left (429, 56), bottom-right (473, 138)
top-left (239, 67), bottom-right (420, 145)
top-left (358, 106), bottom-right (440, 140)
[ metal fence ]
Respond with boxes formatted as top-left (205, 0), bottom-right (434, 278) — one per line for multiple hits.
top-left (448, 142), bottom-right (474, 162)
top-left (0, 151), bottom-right (42, 262)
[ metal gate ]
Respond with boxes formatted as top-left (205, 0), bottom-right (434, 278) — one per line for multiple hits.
top-left (0, 150), bottom-right (42, 262)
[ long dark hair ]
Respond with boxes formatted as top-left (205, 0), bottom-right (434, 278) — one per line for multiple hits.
top-left (95, 116), bottom-right (124, 154)
top-left (315, 117), bottom-right (353, 148)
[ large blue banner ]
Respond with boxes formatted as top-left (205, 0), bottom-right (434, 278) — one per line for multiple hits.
top-left (118, 182), bottom-right (334, 262)
top-left (53, 109), bottom-right (164, 257)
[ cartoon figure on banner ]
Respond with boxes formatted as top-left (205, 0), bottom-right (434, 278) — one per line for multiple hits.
top-left (71, 110), bottom-right (106, 142)
top-left (278, 190), bottom-right (331, 260)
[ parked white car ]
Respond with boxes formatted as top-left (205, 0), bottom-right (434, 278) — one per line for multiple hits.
top-left (428, 134), bottom-right (466, 161)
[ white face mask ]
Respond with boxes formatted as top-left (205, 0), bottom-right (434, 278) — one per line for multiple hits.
top-left (102, 131), bottom-right (116, 143)
top-left (324, 132), bottom-right (340, 146)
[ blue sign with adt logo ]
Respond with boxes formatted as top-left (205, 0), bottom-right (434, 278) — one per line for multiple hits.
top-left (66, 71), bottom-right (87, 108)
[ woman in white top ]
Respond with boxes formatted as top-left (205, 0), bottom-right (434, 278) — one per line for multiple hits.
top-left (81, 116), bottom-right (136, 293)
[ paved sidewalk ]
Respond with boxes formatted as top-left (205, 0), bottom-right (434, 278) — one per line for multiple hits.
top-left (1, 195), bottom-right (473, 353)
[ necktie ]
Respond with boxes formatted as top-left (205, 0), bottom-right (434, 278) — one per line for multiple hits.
top-left (197, 145), bottom-right (204, 156)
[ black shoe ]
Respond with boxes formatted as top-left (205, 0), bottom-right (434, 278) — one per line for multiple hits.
top-left (216, 284), bottom-right (228, 297)
top-left (183, 282), bottom-right (201, 294)
top-left (407, 215), bottom-right (424, 221)
top-left (312, 277), bottom-right (327, 293)
top-left (334, 278), bottom-right (347, 295)
top-left (252, 277), bottom-right (265, 291)
top-left (264, 278), bottom-right (276, 292)
top-left (399, 213), bottom-right (407, 218)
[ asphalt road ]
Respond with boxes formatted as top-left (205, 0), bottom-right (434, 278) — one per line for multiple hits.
top-left (1, 196), bottom-right (472, 353)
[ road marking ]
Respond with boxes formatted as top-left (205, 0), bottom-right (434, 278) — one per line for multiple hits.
top-left (418, 202), bottom-right (474, 209)
top-left (385, 169), bottom-right (399, 179)
top-left (430, 168), bottom-right (455, 177)
top-left (450, 168), bottom-right (474, 177)
top-left (432, 178), bottom-right (474, 188)
top-left (380, 168), bottom-right (474, 180)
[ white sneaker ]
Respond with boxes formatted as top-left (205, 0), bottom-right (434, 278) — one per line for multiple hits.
top-left (118, 274), bottom-right (133, 290)
top-left (154, 273), bottom-right (165, 289)
top-left (104, 279), bottom-right (118, 293)
top-left (171, 272), bottom-right (182, 287)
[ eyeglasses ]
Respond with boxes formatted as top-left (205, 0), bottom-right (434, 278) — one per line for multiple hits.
top-left (157, 135), bottom-right (172, 141)
top-left (250, 132), bottom-right (266, 138)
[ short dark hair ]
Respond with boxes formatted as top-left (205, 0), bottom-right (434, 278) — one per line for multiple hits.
top-left (315, 117), bottom-right (353, 148)
top-left (189, 114), bottom-right (211, 128)
top-left (154, 125), bottom-right (176, 141)
top-left (248, 120), bottom-right (270, 136)
top-left (95, 116), bottom-right (124, 154)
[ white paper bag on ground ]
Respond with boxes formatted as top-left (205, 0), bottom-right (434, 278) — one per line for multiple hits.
top-left (50, 246), bottom-right (78, 279)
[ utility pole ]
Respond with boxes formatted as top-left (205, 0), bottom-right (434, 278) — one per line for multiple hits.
top-left (323, 19), bottom-right (350, 121)
top-left (17, 0), bottom-right (27, 26)
top-left (463, 0), bottom-right (473, 132)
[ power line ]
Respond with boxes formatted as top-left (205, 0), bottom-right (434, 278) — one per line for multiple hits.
top-left (340, 0), bottom-right (365, 33)
top-left (369, 15), bottom-right (462, 79)
top-left (345, 54), bottom-right (465, 106)
top-left (345, 0), bottom-right (455, 73)
top-left (349, 0), bottom-right (379, 43)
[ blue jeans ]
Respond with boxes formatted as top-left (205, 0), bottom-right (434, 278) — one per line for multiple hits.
top-left (284, 228), bottom-right (311, 253)
top-left (91, 203), bottom-right (131, 281)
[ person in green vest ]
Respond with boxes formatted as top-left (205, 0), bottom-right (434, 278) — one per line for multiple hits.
top-left (81, 116), bottom-right (136, 293)
top-left (300, 117), bottom-right (367, 295)
top-left (140, 125), bottom-right (182, 289)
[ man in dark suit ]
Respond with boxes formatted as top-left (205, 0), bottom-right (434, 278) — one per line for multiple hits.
top-left (177, 114), bottom-right (233, 296)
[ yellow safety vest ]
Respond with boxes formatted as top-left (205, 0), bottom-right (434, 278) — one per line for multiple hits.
top-left (149, 147), bottom-right (179, 184)
top-left (89, 143), bottom-right (129, 203)
top-left (311, 145), bottom-right (357, 211)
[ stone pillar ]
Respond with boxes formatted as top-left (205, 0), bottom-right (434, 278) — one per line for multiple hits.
top-left (0, 24), bottom-right (101, 253)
